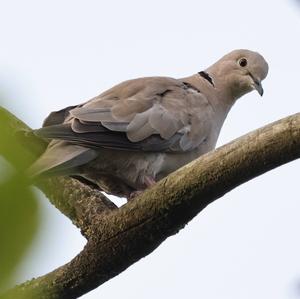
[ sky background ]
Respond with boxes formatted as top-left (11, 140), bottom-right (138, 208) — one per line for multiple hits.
top-left (1, 0), bottom-right (300, 298)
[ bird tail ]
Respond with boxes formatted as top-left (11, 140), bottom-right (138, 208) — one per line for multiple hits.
top-left (28, 140), bottom-right (98, 177)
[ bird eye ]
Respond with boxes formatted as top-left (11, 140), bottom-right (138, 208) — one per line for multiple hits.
top-left (238, 58), bottom-right (248, 67)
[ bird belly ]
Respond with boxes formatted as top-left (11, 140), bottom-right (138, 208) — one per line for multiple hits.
top-left (157, 140), bottom-right (216, 179)
top-left (80, 138), bottom-right (215, 197)
top-left (80, 149), bottom-right (165, 197)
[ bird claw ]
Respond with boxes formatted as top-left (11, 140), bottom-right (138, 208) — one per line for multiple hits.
top-left (144, 176), bottom-right (156, 188)
top-left (128, 176), bottom-right (156, 201)
top-left (128, 190), bottom-right (144, 201)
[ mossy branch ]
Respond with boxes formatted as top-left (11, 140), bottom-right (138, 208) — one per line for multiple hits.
top-left (1, 106), bottom-right (299, 299)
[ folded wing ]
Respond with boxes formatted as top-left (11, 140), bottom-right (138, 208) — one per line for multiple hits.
top-left (32, 76), bottom-right (214, 176)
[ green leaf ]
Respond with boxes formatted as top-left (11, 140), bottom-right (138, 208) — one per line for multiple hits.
top-left (0, 105), bottom-right (39, 291)
top-left (0, 175), bottom-right (38, 289)
top-left (0, 109), bottom-right (35, 171)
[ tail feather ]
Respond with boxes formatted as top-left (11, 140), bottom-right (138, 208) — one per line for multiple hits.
top-left (28, 140), bottom-right (98, 177)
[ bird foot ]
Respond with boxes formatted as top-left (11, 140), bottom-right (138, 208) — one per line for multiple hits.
top-left (128, 190), bottom-right (144, 201)
top-left (128, 176), bottom-right (156, 201)
top-left (144, 176), bottom-right (156, 188)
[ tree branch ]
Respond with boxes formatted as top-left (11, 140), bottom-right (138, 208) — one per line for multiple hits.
top-left (1, 106), bottom-right (299, 299)
top-left (0, 107), bottom-right (117, 237)
top-left (37, 177), bottom-right (118, 237)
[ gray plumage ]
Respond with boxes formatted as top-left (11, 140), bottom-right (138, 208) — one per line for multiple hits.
top-left (29, 49), bottom-right (269, 198)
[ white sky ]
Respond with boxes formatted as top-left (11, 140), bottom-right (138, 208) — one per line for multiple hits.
top-left (1, 0), bottom-right (300, 298)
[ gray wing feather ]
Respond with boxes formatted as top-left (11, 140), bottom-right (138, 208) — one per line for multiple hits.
top-left (149, 103), bottom-right (182, 139)
top-left (70, 107), bottom-right (116, 122)
top-left (36, 76), bottom-right (214, 176)
top-left (101, 122), bottom-right (128, 132)
top-left (43, 105), bottom-right (77, 127)
top-left (34, 123), bottom-right (183, 152)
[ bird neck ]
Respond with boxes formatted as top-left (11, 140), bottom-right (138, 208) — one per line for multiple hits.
top-left (181, 73), bottom-right (237, 123)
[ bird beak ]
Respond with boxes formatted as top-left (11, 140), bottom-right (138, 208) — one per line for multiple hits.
top-left (249, 73), bottom-right (264, 96)
top-left (253, 80), bottom-right (264, 96)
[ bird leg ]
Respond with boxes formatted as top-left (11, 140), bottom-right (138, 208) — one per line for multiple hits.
top-left (144, 176), bottom-right (156, 188)
top-left (128, 190), bottom-right (144, 201)
top-left (128, 176), bottom-right (156, 201)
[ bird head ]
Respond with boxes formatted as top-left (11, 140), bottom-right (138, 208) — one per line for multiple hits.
top-left (206, 49), bottom-right (269, 99)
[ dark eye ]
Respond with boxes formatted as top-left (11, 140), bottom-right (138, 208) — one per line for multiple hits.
top-left (239, 58), bottom-right (248, 67)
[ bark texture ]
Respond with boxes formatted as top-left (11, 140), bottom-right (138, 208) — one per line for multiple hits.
top-left (0, 106), bottom-right (299, 299)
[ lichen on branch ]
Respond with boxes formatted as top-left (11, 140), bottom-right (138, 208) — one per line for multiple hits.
top-left (1, 106), bottom-right (299, 299)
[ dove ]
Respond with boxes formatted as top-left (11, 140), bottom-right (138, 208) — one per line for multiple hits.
top-left (29, 49), bottom-right (269, 199)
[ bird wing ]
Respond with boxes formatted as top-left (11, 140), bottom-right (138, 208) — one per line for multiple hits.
top-left (42, 105), bottom-right (78, 127)
top-left (36, 77), bottom-right (214, 153)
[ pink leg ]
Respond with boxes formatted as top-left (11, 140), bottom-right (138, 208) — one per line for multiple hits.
top-left (144, 176), bottom-right (156, 188)
top-left (128, 176), bottom-right (156, 201)
top-left (128, 190), bottom-right (143, 201)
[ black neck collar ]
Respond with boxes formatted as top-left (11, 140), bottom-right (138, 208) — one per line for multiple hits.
top-left (198, 71), bottom-right (215, 87)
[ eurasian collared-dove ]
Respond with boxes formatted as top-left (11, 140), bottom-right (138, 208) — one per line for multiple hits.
top-left (30, 49), bottom-right (268, 199)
